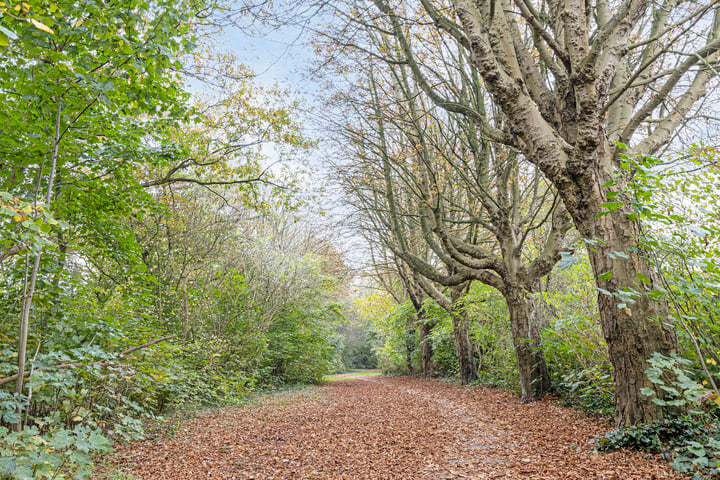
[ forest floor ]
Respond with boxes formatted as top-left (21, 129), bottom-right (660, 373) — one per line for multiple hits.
top-left (107, 375), bottom-right (685, 479)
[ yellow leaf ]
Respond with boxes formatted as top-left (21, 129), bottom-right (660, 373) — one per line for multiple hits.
top-left (706, 357), bottom-right (717, 366)
top-left (30, 18), bottom-right (54, 34)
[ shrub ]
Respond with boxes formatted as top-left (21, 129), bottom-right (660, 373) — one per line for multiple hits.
top-left (595, 353), bottom-right (720, 478)
top-left (541, 314), bottom-right (614, 416)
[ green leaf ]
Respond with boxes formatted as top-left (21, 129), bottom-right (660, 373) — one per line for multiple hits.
top-left (48, 429), bottom-right (74, 449)
top-left (0, 25), bottom-right (17, 40)
top-left (12, 465), bottom-right (35, 480)
top-left (598, 271), bottom-right (613, 281)
top-left (601, 201), bottom-right (623, 211)
top-left (640, 387), bottom-right (656, 397)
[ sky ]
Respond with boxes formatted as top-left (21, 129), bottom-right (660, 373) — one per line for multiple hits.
top-left (210, 13), bottom-right (372, 272)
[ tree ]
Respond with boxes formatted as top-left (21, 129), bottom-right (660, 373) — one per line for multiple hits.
top-left (0, 0), bottom-right (197, 429)
top-left (360, 0), bottom-right (720, 426)
top-left (320, 21), bottom-right (571, 396)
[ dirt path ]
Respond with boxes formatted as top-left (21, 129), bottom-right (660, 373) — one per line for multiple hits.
top-left (112, 376), bottom-right (683, 479)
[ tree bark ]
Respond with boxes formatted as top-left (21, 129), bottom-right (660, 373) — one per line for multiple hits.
top-left (419, 319), bottom-right (436, 378)
top-left (585, 207), bottom-right (678, 425)
top-left (450, 287), bottom-right (477, 385)
top-left (505, 287), bottom-right (552, 401)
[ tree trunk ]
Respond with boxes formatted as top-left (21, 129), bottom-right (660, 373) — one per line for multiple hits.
top-left (419, 320), bottom-right (436, 378)
top-left (405, 316), bottom-right (415, 375)
top-left (505, 287), bottom-right (552, 401)
top-left (451, 310), bottom-right (476, 385)
top-left (584, 208), bottom-right (678, 426)
top-left (450, 287), bottom-right (476, 385)
top-left (181, 281), bottom-right (190, 340)
top-left (14, 105), bottom-right (62, 432)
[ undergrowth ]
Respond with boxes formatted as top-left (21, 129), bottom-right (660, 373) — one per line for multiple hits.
top-left (593, 353), bottom-right (720, 479)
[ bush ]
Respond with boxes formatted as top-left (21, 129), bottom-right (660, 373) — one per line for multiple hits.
top-left (426, 313), bottom-right (457, 377)
top-left (463, 285), bottom-right (517, 390)
top-left (595, 353), bottom-right (720, 478)
top-left (541, 314), bottom-right (614, 416)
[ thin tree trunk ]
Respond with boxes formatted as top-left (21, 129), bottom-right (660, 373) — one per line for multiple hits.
top-left (181, 281), bottom-right (190, 340)
top-left (405, 314), bottom-right (415, 375)
top-left (419, 319), bottom-right (435, 378)
top-left (14, 105), bottom-right (62, 431)
top-left (450, 287), bottom-right (476, 385)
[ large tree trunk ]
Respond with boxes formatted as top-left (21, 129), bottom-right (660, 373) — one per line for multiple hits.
top-left (583, 207), bottom-right (678, 426)
top-left (505, 287), bottom-right (552, 401)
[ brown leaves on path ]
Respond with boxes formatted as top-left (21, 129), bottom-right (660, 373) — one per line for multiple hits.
top-left (110, 376), bottom-right (685, 479)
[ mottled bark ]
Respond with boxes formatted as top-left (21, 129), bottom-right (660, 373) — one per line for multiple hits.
top-left (505, 287), bottom-right (551, 401)
top-left (419, 320), bottom-right (436, 378)
top-left (450, 287), bottom-right (477, 385)
top-left (585, 205), bottom-right (678, 424)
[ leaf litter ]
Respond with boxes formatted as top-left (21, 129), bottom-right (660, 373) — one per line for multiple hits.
top-left (108, 376), bottom-right (685, 479)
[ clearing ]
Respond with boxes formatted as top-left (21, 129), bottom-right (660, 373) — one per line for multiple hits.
top-left (110, 376), bottom-right (683, 479)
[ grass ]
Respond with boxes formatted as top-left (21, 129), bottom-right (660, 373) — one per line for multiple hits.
top-left (322, 369), bottom-right (381, 382)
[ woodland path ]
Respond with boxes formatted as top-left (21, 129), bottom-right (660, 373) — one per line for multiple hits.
top-left (111, 376), bottom-right (684, 479)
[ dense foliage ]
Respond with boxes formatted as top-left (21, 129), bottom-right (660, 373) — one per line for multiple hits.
top-left (0, 2), bottom-right (348, 478)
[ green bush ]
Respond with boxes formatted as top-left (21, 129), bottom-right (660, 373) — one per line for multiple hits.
top-left (541, 314), bottom-right (614, 416)
top-left (372, 301), bottom-right (418, 375)
top-left (595, 353), bottom-right (720, 478)
top-left (463, 285), bottom-right (517, 390)
top-left (427, 314), bottom-right (457, 376)
top-left (0, 424), bottom-right (112, 480)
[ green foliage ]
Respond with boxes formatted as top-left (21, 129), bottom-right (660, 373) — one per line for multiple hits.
top-left (596, 353), bottom-right (720, 478)
top-left (424, 302), bottom-right (456, 377)
top-left (372, 301), bottom-right (417, 374)
top-left (260, 304), bottom-right (345, 386)
top-left (539, 259), bottom-right (614, 416)
top-left (133, 339), bottom-right (254, 412)
top-left (0, 424), bottom-right (112, 480)
top-left (612, 149), bottom-right (720, 475)
top-left (336, 319), bottom-right (379, 371)
top-left (541, 314), bottom-right (613, 416)
top-left (462, 285), bottom-right (517, 390)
